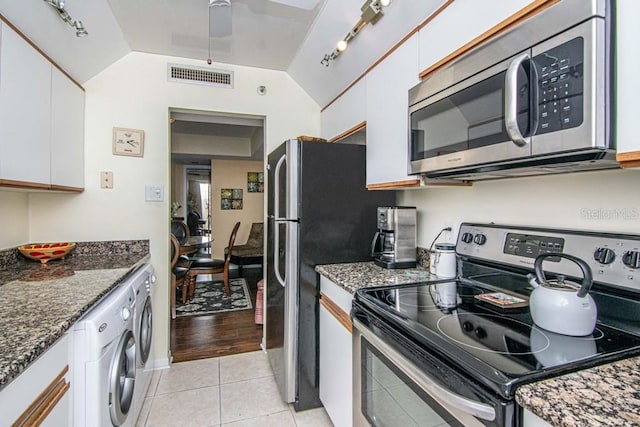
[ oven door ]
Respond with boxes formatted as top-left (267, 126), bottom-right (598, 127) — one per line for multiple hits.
top-left (353, 317), bottom-right (513, 427)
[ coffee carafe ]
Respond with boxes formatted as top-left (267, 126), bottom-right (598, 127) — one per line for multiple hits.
top-left (371, 207), bottom-right (417, 269)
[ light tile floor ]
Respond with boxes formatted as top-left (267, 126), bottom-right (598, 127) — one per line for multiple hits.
top-left (135, 350), bottom-right (334, 427)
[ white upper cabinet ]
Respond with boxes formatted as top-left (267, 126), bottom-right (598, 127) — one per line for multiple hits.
top-left (616, 0), bottom-right (640, 163)
top-left (366, 34), bottom-right (420, 187)
top-left (320, 78), bottom-right (366, 141)
top-left (51, 67), bottom-right (85, 189)
top-left (0, 22), bottom-right (52, 186)
top-left (0, 21), bottom-right (84, 191)
top-left (418, 0), bottom-right (534, 73)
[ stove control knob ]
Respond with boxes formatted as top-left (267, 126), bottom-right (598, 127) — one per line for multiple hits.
top-left (594, 247), bottom-right (615, 265)
top-left (461, 233), bottom-right (474, 244)
top-left (121, 306), bottom-right (131, 321)
top-left (474, 327), bottom-right (487, 339)
top-left (473, 234), bottom-right (487, 245)
top-left (623, 251), bottom-right (640, 269)
top-left (462, 321), bottom-right (474, 332)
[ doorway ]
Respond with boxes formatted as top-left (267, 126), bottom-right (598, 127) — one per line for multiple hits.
top-left (169, 109), bottom-right (265, 362)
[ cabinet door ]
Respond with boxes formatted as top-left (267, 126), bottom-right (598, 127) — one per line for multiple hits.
top-left (51, 67), bottom-right (85, 189)
top-left (0, 23), bottom-right (52, 185)
top-left (0, 334), bottom-right (72, 427)
top-left (616, 0), bottom-right (640, 165)
top-left (319, 276), bottom-right (354, 427)
top-left (321, 79), bottom-right (366, 141)
top-left (366, 34), bottom-right (420, 187)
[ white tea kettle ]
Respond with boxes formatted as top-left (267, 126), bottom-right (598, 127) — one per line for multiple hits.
top-left (526, 253), bottom-right (597, 336)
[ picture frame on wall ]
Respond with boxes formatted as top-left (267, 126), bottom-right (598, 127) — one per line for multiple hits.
top-left (247, 172), bottom-right (264, 193)
top-left (113, 127), bottom-right (145, 157)
top-left (221, 188), bottom-right (243, 210)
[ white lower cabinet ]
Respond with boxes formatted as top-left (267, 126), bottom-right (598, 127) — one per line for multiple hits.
top-left (319, 276), bottom-right (354, 427)
top-left (522, 408), bottom-right (553, 427)
top-left (0, 333), bottom-right (72, 427)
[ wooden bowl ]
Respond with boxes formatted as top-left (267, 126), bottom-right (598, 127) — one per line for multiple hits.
top-left (18, 242), bottom-right (76, 264)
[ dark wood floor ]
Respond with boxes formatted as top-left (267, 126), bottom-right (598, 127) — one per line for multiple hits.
top-left (170, 267), bottom-right (264, 362)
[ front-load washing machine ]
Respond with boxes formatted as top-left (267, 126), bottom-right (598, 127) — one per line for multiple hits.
top-left (74, 275), bottom-right (137, 426)
top-left (130, 263), bottom-right (155, 419)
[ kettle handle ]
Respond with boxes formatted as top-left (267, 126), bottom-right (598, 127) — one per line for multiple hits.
top-left (534, 253), bottom-right (594, 298)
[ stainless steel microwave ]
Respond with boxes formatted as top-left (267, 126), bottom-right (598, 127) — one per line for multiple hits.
top-left (408, 0), bottom-right (618, 181)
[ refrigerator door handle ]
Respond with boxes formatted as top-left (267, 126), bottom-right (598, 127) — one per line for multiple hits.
top-left (274, 221), bottom-right (286, 287)
top-left (273, 154), bottom-right (286, 221)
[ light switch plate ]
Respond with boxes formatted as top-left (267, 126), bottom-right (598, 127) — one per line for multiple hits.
top-left (145, 184), bottom-right (164, 202)
top-left (100, 171), bottom-right (114, 189)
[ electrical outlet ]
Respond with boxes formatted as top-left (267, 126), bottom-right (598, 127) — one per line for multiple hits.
top-left (100, 171), bottom-right (113, 189)
top-left (444, 224), bottom-right (454, 242)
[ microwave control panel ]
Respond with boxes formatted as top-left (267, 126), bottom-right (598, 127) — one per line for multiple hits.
top-left (534, 37), bottom-right (584, 135)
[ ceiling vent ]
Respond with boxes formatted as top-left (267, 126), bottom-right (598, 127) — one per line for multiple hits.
top-left (167, 64), bottom-right (234, 88)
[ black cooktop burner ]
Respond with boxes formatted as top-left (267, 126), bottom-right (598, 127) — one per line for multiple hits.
top-left (355, 278), bottom-right (640, 398)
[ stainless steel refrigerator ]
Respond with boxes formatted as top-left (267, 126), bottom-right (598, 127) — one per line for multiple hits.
top-left (266, 138), bottom-right (396, 411)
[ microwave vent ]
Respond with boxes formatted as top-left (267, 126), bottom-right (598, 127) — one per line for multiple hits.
top-left (167, 64), bottom-right (234, 88)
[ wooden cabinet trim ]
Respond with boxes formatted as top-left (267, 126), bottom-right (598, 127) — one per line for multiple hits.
top-left (0, 180), bottom-right (84, 192)
top-left (328, 121), bottom-right (366, 143)
top-left (12, 365), bottom-right (69, 427)
top-left (320, 292), bottom-right (352, 333)
top-left (0, 13), bottom-right (84, 91)
top-left (49, 184), bottom-right (84, 193)
top-left (320, 0), bottom-right (454, 113)
top-left (367, 179), bottom-right (421, 190)
top-left (419, 0), bottom-right (559, 80)
top-left (617, 151), bottom-right (640, 169)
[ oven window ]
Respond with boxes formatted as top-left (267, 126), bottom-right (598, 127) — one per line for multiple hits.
top-left (410, 64), bottom-right (530, 161)
top-left (360, 339), bottom-right (465, 427)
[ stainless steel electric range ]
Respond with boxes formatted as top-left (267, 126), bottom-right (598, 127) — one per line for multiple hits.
top-left (352, 223), bottom-right (640, 427)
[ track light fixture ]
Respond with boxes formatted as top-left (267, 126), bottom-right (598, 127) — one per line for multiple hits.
top-left (320, 0), bottom-right (392, 67)
top-left (44, 0), bottom-right (88, 37)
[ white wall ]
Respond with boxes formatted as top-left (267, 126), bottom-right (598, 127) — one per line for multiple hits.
top-left (399, 169), bottom-right (640, 248)
top-left (0, 191), bottom-right (29, 250)
top-left (27, 51), bottom-right (320, 366)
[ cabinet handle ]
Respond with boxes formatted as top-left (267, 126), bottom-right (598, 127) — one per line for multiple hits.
top-left (12, 366), bottom-right (70, 427)
top-left (320, 292), bottom-right (352, 333)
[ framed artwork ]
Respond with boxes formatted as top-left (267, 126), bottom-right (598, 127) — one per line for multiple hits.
top-left (247, 172), bottom-right (264, 193)
top-left (113, 127), bottom-right (144, 157)
top-left (221, 188), bottom-right (243, 210)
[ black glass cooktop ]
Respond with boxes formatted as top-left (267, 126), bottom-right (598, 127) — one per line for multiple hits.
top-left (354, 278), bottom-right (640, 398)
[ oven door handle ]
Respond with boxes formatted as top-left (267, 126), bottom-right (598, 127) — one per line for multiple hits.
top-left (353, 319), bottom-right (496, 422)
top-left (505, 52), bottom-right (530, 148)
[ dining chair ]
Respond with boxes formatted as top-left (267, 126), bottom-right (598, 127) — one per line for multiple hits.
top-left (171, 220), bottom-right (189, 243)
top-left (170, 234), bottom-right (191, 319)
top-left (187, 221), bottom-right (240, 297)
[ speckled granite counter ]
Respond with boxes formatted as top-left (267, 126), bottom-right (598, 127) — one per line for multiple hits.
top-left (315, 261), bottom-right (439, 294)
top-left (516, 357), bottom-right (640, 426)
top-left (0, 240), bottom-right (149, 390)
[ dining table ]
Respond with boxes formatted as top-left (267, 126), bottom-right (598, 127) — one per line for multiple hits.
top-left (178, 235), bottom-right (213, 255)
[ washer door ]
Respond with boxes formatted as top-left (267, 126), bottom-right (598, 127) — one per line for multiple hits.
top-left (139, 296), bottom-right (152, 364)
top-left (109, 330), bottom-right (136, 426)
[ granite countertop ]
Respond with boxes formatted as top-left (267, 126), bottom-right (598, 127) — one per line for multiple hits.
top-left (315, 261), bottom-right (439, 294)
top-left (0, 240), bottom-right (149, 391)
top-left (516, 357), bottom-right (640, 426)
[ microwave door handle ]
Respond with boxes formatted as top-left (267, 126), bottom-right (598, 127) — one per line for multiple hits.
top-left (505, 52), bottom-right (530, 147)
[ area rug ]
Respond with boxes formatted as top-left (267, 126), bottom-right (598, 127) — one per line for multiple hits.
top-left (176, 278), bottom-right (253, 317)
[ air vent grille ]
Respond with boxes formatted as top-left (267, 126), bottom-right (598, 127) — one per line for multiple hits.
top-left (168, 64), bottom-right (234, 88)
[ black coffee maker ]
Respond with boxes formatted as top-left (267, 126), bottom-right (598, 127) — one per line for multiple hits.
top-left (370, 206), bottom-right (417, 269)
